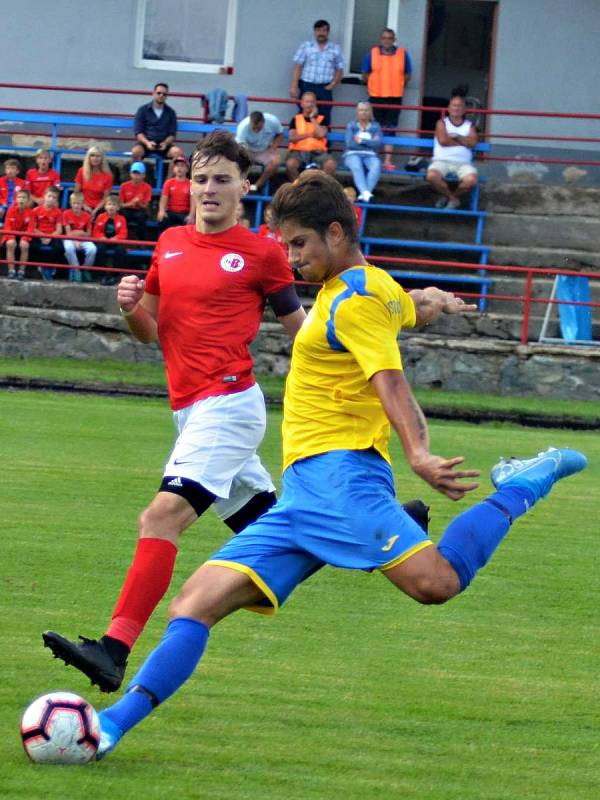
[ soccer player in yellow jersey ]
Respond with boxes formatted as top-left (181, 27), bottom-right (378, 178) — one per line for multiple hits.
top-left (90, 171), bottom-right (587, 759)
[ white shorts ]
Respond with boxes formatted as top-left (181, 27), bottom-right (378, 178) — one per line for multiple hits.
top-left (427, 160), bottom-right (477, 181)
top-left (164, 383), bottom-right (275, 520)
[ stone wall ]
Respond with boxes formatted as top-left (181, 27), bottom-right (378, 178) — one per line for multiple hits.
top-left (2, 280), bottom-right (599, 400)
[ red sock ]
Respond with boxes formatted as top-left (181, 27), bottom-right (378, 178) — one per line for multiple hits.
top-left (106, 537), bottom-right (178, 650)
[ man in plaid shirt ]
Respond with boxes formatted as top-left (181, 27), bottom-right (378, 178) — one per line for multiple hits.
top-left (289, 19), bottom-right (344, 126)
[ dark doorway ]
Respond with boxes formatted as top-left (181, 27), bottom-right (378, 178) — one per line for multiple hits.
top-left (421, 0), bottom-right (497, 132)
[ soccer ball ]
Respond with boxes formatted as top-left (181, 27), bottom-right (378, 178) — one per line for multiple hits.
top-left (20, 691), bottom-right (100, 764)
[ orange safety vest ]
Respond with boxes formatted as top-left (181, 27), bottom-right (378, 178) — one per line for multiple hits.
top-left (368, 47), bottom-right (406, 98)
top-left (288, 114), bottom-right (327, 152)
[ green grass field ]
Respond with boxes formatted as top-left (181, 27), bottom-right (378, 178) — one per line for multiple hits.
top-left (2, 390), bottom-right (599, 799)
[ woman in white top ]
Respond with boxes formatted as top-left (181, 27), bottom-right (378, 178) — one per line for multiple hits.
top-left (426, 94), bottom-right (478, 209)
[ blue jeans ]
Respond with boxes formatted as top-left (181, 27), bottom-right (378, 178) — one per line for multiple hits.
top-left (343, 152), bottom-right (382, 195)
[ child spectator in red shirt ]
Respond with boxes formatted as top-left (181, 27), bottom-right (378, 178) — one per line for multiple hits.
top-left (157, 155), bottom-right (191, 232)
top-left (343, 185), bottom-right (363, 230)
top-left (63, 191), bottom-right (97, 283)
top-left (119, 161), bottom-right (152, 242)
top-left (75, 146), bottom-right (114, 218)
top-left (93, 194), bottom-right (128, 285)
top-left (0, 158), bottom-right (27, 224)
top-left (257, 202), bottom-right (286, 249)
top-left (2, 188), bottom-right (32, 279)
top-left (28, 186), bottom-right (63, 281)
top-left (26, 149), bottom-right (61, 206)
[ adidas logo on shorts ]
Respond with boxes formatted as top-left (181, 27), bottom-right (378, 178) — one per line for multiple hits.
top-left (168, 476), bottom-right (183, 487)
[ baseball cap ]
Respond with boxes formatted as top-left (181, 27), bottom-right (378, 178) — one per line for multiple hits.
top-left (130, 161), bottom-right (146, 174)
top-left (173, 156), bottom-right (188, 165)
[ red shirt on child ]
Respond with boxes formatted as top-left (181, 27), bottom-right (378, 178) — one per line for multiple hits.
top-left (1, 206), bottom-right (33, 243)
top-left (0, 176), bottom-right (27, 206)
top-left (93, 213), bottom-right (128, 240)
top-left (29, 206), bottom-right (62, 235)
top-left (63, 209), bottom-right (92, 234)
top-left (160, 178), bottom-right (190, 214)
top-left (26, 168), bottom-right (61, 201)
top-left (119, 180), bottom-right (152, 208)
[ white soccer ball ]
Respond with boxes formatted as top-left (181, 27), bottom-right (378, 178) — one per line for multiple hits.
top-left (21, 691), bottom-right (100, 764)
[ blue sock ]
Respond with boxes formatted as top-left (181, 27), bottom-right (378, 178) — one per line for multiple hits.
top-left (103, 617), bottom-right (209, 735)
top-left (438, 485), bottom-right (534, 592)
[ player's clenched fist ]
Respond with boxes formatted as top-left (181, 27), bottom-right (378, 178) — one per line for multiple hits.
top-left (117, 275), bottom-right (145, 313)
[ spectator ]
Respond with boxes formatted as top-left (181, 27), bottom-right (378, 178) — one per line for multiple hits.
top-left (289, 19), bottom-right (344, 126)
top-left (62, 191), bottom-right (97, 283)
top-left (119, 162), bottom-right (152, 243)
top-left (286, 92), bottom-right (337, 180)
top-left (235, 201), bottom-right (251, 229)
top-left (342, 101), bottom-right (383, 203)
top-left (235, 111), bottom-right (283, 193)
top-left (132, 83), bottom-right (178, 161)
top-left (75, 147), bottom-right (114, 218)
top-left (28, 186), bottom-right (63, 281)
top-left (2, 188), bottom-right (32, 280)
top-left (157, 156), bottom-right (192, 233)
top-left (426, 92), bottom-right (478, 209)
top-left (257, 203), bottom-right (285, 249)
top-left (93, 194), bottom-right (128, 286)
top-left (26, 149), bottom-right (61, 207)
top-left (362, 28), bottom-right (412, 171)
top-left (342, 185), bottom-right (363, 230)
top-left (0, 158), bottom-right (27, 224)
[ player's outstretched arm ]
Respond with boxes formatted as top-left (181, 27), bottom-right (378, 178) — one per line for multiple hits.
top-left (371, 368), bottom-right (480, 500)
top-left (408, 287), bottom-right (477, 328)
top-left (117, 275), bottom-right (159, 343)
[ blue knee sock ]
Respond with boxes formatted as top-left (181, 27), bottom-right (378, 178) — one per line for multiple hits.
top-left (438, 486), bottom-right (534, 592)
top-left (103, 617), bottom-right (209, 734)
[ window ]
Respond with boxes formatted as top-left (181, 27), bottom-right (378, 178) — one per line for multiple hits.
top-left (343, 0), bottom-right (400, 75)
top-left (134, 0), bottom-right (238, 74)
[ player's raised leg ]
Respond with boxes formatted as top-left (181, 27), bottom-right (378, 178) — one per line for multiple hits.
top-left (384, 447), bottom-right (587, 600)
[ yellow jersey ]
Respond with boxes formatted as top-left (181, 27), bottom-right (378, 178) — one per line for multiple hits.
top-left (282, 265), bottom-right (416, 470)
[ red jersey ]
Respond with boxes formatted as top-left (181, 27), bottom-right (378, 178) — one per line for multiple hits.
top-left (26, 168), bottom-right (61, 200)
top-left (161, 178), bottom-right (190, 214)
top-left (93, 213), bottom-right (128, 240)
top-left (352, 203), bottom-right (363, 228)
top-left (1, 205), bottom-right (33, 243)
top-left (119, 180), bottom-right (152, 208)
top-left (145, 223), bottom-right (295, 410)
top-left (62, 209), bottom-right (92, 234)
top-left (257, 223), bottom-right (286, 250)
top-left (29, 206), bottom-right (62, 235)
top-left (0, 176), bottom-right (27, 206)
top-left (75, 167), bottom-right (113, 208)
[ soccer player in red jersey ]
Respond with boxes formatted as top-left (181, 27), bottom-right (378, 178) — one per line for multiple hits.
top-left (43, 131), bottom-right (307, 691)
top-left (2, 188), bottom-right (32, 279)
top-left (25, 149), bottom-right (61, 206)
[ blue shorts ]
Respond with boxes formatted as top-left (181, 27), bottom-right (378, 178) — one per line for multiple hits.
top-left (206, 449), bottom-right (433, 614)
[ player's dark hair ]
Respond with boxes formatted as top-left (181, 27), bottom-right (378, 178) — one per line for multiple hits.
top-left (154, 82), bottom-right (169, 92)
top-left (249, 111), bottom-right (264, 126)
top-left (272, 171), bottom-right (358, 244)
top-left (191, 131), bottom-right (253, 177)
top-left (314, 19), bottom-right (329, 30)
top-left (381, 27), bottom-right (395, 36)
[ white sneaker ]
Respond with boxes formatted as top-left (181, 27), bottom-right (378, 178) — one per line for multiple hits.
top-left (363, 191), bottom-right (373, 202)
top-left (447, 197), bottom-right (461, 209)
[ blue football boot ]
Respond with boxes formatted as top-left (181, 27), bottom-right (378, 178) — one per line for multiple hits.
top-left (491, 447), bottom-right (587, 502)
top-left (95, 711), bottom-right (124, 761)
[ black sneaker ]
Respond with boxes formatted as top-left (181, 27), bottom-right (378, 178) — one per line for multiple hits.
top-left (402, 499), bottom-right (430, 533)
top-left (42, 631), bottom-right (127, 693)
